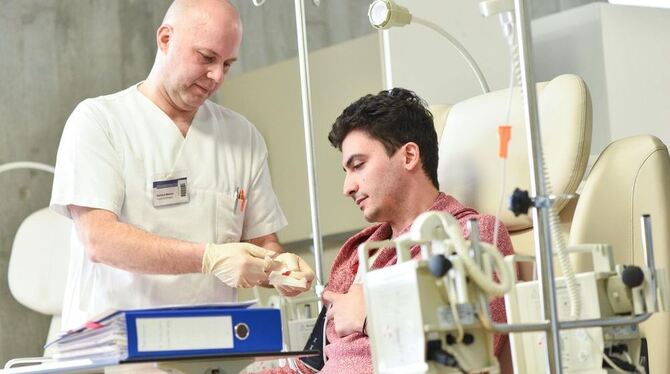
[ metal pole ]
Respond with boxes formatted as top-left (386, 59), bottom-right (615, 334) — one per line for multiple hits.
top-left (380, 29), bottom-right (393, 90)
top-left (642, 215), bottom-right (656, 270)
top-left (641, 214), bottom-right (658, 311)
top-left (560, 314), bottom-right (652, 329)
top-left (513, 0), bottom-right (562, 372)
top-left (293, 0), bottom-right (325, 306)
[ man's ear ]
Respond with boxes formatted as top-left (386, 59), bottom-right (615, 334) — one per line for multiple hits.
top-left (156, 24), bottom-right (173, 54)
top-left (401, 142), bottom-right (421, 171)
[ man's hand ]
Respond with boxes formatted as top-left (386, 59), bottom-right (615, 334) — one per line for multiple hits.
top-left (272, 252), bottom-right (315, 296)
top-left (322, 284), bottom-right (366, 337)
top-left (202, 242), bottom-right (279, 288)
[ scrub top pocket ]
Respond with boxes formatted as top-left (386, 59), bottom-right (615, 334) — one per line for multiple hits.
top-left (216, 192), bottom-right (245, 243)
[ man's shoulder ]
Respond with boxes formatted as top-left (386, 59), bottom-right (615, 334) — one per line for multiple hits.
top-left (434, 193), bottom-right (480, 219)
top-left (88, 84), bottom-right (138, 103)
top-left (74, 85), bottom-right (139, 115)
top-left (435, 193), bottom-right (511, 246)
top-left (437, 195), bottom-right (499, 225)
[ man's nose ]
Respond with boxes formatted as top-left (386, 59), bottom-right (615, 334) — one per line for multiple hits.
top-left (207, 64), bottom-right (224, 84)
top-left (343, 173), bottom-right (357, 197)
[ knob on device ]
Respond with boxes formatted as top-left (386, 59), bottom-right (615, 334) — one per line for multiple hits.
top-left (621, 266), bottom-right (645, 288)
top-left (509, 188), bottom-right (533, 216)
top-left (429, 254), bottom-right (453, 278)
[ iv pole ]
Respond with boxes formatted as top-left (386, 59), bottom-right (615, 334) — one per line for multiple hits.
top-left (293, 0), bottom-right (326, 308)
top-left (513, 0), bottom-right (563, 371)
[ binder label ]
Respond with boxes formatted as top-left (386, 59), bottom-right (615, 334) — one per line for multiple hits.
top-left (136, 316), bottom-right (234, 351)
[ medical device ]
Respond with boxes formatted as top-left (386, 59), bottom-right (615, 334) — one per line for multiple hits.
top-left (274, 292), bottom-right (319, 352)
top-left (358, 211), bottom-right (514, 373)
top-left (505, 224), bottom-right (670, 373)
top-left (503, 200), bottom-right (669, 374)
top-left (359, 209), bottom-right (669, 374)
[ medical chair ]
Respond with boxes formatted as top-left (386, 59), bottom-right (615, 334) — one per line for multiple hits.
top-left (434, 73), bottom-right (592, 257)
top-left (7, 207), bottom-right (72, 351)
top-left (569, 135), bottom-right (670, 373)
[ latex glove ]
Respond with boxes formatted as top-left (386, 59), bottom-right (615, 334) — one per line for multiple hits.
top-left (323, 284), bottom-right (366, 337)
top-left (202, 242), bottom-right (279, 288)
top-left (271, 252), bottom-right (315, 297)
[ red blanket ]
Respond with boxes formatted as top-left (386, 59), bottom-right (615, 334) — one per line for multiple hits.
top-left (259, 193), bottom-right (515, 374)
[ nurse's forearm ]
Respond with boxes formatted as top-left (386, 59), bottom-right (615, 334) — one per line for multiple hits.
top-left (246, 232), bottom-right (283, 254)
top-left (69, 205), bottom-right (205, 274)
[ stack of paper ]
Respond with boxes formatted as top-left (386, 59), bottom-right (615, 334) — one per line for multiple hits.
top-left (49, 316), bottom-right (127, 360)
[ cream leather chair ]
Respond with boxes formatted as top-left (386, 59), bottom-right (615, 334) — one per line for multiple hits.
top-left (434, 74), bottom-right (592, 257)
top-left (7, 207), bottom-right (72, 349)
top-left (569, 135), bottom-right (670, 373)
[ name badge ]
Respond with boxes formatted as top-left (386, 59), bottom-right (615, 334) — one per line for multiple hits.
top-left (152, 176), bottom-right (189, 207)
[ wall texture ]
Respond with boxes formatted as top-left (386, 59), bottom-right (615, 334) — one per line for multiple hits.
top-left (229, 0), bottom-right (373, 74)
top-left (0, 0), bottom-right (171, 363)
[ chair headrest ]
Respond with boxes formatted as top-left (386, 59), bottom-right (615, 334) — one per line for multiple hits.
top-left (570, 135), bottom-right (670, 260)
top-left (435, 74), bottom-right (592, 232)
top-left (8, 207), bottom-right (71, 315)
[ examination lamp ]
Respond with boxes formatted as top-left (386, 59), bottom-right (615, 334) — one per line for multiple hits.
top-left (368, 0), bottom-right (412, 29)
top-left (368, 0), bottom-right (490, 93)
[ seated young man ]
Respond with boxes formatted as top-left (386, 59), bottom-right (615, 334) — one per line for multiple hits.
top-left (259, 88), bottom-right (514, 373)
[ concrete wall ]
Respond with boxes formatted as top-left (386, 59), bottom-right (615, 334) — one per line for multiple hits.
top-left (229, 0), bottom-right (373, 74)
top-left (0, 0), bottom-right (171, 363)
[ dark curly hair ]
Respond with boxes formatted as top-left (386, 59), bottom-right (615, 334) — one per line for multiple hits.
top-left (328, 87), bottom-right (439, 188)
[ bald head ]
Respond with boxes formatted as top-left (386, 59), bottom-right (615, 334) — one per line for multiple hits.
top-left (163, 0), bottom-right (241, 32)
top-left (142, 0), bottom-right (243, 118)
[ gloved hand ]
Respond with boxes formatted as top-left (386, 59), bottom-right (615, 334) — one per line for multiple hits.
top-left (202, 242), bottom-right (280, 288)
top-left (271, 252), bottom-right (315, 297)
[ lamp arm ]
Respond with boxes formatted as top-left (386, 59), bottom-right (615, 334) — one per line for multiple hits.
top-left (412, 16), bottom-right (490, 94)
top-left (0, 162), bottom-right (55, 175)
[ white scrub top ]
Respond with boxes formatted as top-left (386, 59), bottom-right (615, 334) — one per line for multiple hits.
top-left (50, 84), bottom-right (287, 331)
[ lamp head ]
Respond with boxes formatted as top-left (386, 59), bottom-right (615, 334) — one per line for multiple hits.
top-left (368, 0), bottom-right (412, 30)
